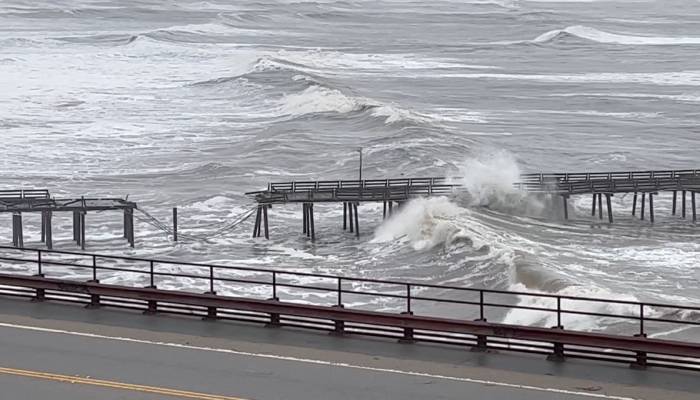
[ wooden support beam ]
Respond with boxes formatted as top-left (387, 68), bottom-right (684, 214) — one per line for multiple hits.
top-left (640, 193), bottom-right (646, 220)
top-left (309, 204), bottom-right (315, 241)
top-left (12, 213), bottom-right (17, 247)
top-left (354, 202), bottom-right (359, 238)
top-left (73, 210), bottom-right (79, 242)
top-left (303, 203), bottom-right (307, 234)
top-left (263, 205), bottom-right (269, 240)
top-left (128, 209), bottom-right (135, 248)
top-left (172, 207), bottom-right (178, 242)
top-left (597, 193), bottom-right (603, 220)
top-left (649, 193), bottom-right (655, 223)
top-left (348, 201), bottom-right (354, 233)
top-left (45, 211), bottom-right (53, 250)
top-left (672, 191), bottom-right (677, 216)
top-left (343, 202), bottom-right (347, 230)
top-left (389, 201), bottom-right (393, 215)
top-left (80, 211), bottom-right (86, 250)
top-left (123, 210), bottom-right (128, 238)
top-left (253, 206), bottom-right (261, 238)
top-left (383, 201), bottom-right (387, 220)
top-left (692, 192), bottom-right (697, 223)
top-left (605, 194), bottom-right (613, 223)
top-left (16, 213), bottom-right (23, 248)
top-left (41, 211), bottom-right (46, 243)
top-left (682, 191), bottom-right (687, 219)
top-left (591, 194), bottom-right (596, 216)
top-left (632, 192), bottom-right (637, 216)
top-left (562, 195), bottom-right (568, 220)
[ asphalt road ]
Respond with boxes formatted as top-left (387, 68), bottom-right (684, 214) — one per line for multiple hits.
top-left (0, 297), bottom-right (698, 400)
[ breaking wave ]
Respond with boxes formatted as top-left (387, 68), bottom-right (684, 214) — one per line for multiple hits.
top-left (533, 25), bottom-right (700, 45)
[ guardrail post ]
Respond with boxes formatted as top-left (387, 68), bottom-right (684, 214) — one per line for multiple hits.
top-left (32, 250), bottom-right (45, 302)
top-left (472, 290), bottom-right (488, 352)
top-left (631, 303), bottom-right (648, 369)
top-left (267, 271), bottom-right (280, 327)
top-left (86, 255), bottom-right (100, 308)
top-left (144, 260), bottom-right (157, 315)
top-left (399, 284), bottom-right (415, 343)
top-left (547, 296), bottom-right (566, 362)
top-left (330, 278), bottom-right (344, 336)
top-left (36, 249), bottom-right (43, 277)
top-left (203, 266), bottom-right (218, 320)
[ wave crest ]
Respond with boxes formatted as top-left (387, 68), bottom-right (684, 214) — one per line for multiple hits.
top-left (534, 25), bottom-right (700, 45)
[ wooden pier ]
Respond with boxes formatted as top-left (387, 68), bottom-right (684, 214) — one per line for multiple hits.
top-left (1, 189), bottom-right (138, 250)
top-left (246, 177), bottom-right (459, 240)
top-left (247, 169), bottom-right (699, 240)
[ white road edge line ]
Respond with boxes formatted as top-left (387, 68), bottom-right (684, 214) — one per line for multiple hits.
top-left (0, 321), bottom-right (637, 400)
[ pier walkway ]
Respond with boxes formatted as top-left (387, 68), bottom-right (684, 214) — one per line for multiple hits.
top-left (1, 190), bottom-right (138, 250)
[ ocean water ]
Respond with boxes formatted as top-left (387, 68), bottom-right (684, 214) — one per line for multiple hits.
top-left (1, 0), bottom-right (699, 338)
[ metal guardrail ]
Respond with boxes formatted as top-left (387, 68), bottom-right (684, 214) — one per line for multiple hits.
top-left (0, 246), bottom-right (699, 370)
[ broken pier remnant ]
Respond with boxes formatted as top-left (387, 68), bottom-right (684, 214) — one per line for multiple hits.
top-left (1, 189), bottom-right (138, 249)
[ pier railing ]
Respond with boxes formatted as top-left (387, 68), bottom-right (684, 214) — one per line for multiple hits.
top-left (0, 189), bottom-right (50, 201)
top-left (1, 246), bottom-right (699, 371)
top-left (248, 177), bottom-right (459, 204)
top-left (518, 169), bottom-right (700, 184)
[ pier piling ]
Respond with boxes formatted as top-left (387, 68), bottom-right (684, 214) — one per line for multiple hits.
top-left (632, 192), bottom-right (637, 216)
top-left (561, 195), bottom-right (568, 220)
top-left (263, 204), bottom-right (269, 240)
top-left (172, 207), bottom-right (178, 242)
top-left (682, 191), bottom-right (687, 218)
top-left (649, 193), bottom-right (655, 223)
top-left (353, 203), bottom-right (359, 238)
top-left (343, 202), bottom-right (347, 230)
top-left (672, 191), bottom-right (677, 216)
top-left (605, 194), bottom-right (613, 223)
top-left (641, 193), bottom-right (646, 220)
top-left (692, 192), bottom-right (697, 222)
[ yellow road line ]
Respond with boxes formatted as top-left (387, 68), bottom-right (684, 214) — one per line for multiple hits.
top-left (0, 366), bottom-right (249, 400)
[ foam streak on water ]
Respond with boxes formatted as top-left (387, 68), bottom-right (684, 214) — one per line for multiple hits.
top-left (1, 0), bottom-right (699, 339)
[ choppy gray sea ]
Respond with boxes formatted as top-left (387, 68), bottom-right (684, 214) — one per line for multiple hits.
top-left (1, 0), bottom-right (699, 337)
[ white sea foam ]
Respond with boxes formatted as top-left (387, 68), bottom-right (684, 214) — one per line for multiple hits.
top-left (551, 92), bottom-right (700, 103)
top-left (503, 283), bottom-right (644, 331)
top-left (372, 197), bottom-right (465, 251)
top-left (448, 70), bottom-right (700, 86)
top-left (279, 85), bottom-right (365, 116)
top-left (533, 25), bottom-right (700, 45)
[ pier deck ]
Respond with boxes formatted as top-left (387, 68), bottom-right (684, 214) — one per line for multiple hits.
top-left (1, 190), bottom-right (138, 250)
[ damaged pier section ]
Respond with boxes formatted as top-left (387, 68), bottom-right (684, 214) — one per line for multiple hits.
top-left (1, 189), bottom-right (138, 249)
top-left (516, 169), bottom-right (700, 223)
top-left (246, 178), bottom-right (459, 240)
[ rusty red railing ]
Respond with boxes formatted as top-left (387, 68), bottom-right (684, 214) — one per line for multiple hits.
top-left (0, 246), bottom-right (699, 371)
